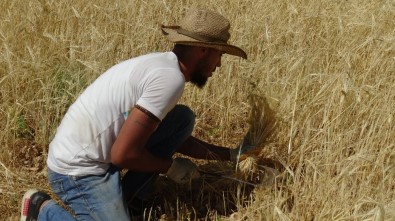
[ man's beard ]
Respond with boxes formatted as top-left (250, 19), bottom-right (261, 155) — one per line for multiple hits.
top-left (190, 58), bottom-right (210, 88)
top-left (190, 70), bottom-right (208, 88)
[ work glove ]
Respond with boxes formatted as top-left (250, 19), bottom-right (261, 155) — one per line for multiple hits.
top-left (229, 137), bottom-right (257, 162)
top-left (165, 157), bottom-right (200, 184)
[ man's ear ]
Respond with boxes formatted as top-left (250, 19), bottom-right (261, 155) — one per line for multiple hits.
top-left (196, 47), bottom-right (210, 58)
top-left (189, 46), bottom-right (210, 62)
top-left (200, 47), bottom-right (209, 54)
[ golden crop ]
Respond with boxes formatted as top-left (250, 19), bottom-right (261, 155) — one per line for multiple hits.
top-left (1, 0), bottom-right (394, 220)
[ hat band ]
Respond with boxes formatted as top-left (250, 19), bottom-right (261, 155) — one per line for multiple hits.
top-left (177, 28), bottom-right (226, 43)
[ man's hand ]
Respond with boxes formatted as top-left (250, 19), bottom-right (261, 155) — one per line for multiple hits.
top-left (229, 138), bottom-right (257, 162)
top-left (164, 157), bottom-right (200, 184)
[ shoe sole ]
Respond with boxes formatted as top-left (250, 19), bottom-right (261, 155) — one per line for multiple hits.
top-left (20, 189), bottom-right (38, 221)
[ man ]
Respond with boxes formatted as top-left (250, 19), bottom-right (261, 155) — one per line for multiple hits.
top-left (21, 8), bottom-right (252, 221)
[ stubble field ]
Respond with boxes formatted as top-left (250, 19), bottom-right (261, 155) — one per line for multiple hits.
top-left (1, 0), bottom-right (394, 220)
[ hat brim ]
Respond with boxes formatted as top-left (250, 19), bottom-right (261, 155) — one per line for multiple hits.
top-left (162, 26), bottom-right (247, 59)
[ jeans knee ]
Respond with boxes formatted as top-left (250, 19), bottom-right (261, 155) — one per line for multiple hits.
top-left (145, 105), bottom-right (196, 157)
top-left (173, 105), bottom-right (195, 134)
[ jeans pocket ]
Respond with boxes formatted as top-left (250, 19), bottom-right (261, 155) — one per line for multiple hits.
top-left (49, 178), bottom-right (68, 201)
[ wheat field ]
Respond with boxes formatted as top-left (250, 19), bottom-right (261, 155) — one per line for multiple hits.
top-left (1, 0), bottom-right (394, 220)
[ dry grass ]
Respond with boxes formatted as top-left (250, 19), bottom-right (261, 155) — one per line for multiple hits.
top-left (1, 0), bottom-right (395, 220)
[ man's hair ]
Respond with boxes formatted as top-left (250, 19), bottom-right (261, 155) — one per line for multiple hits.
top-left (173, 44), bottom-right (198, 59)
top-left (173, 44), bottom-right (195, 51)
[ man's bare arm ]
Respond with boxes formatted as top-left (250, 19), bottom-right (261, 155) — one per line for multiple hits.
top-left (177, 136), bottom-right (231, 161)
top-left (111, 106), bottom-right (172, 173)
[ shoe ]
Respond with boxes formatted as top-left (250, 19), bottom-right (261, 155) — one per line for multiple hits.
top-left (21, 189), bottom-right (51, 221)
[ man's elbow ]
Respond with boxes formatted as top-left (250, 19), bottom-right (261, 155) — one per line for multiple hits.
top-left (110, 148), bottom-right (140, 169)
top-left (111, 153), bottom-right (126, 168)
top-left (111, 148), bottom-right (129, 168)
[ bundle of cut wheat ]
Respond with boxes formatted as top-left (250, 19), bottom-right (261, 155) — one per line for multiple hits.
top-left (235, 92), bottom-right (282, 184)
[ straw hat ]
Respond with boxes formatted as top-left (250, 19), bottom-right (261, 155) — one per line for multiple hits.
top-left (161, 9), bottom-right (247, 59)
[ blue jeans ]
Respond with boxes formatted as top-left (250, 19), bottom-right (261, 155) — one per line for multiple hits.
top-left (39, 105), bottom-right (195, 221)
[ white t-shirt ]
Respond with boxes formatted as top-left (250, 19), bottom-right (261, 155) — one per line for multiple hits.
top-left (47, 52), bottom-right (185, 176)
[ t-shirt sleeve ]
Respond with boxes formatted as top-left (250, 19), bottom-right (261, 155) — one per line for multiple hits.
top-left (136, 69), bottom-right (185, 121)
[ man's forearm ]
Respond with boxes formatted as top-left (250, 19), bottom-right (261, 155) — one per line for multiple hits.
top-left (177, 136), bottom-right (231, 161)
top-left (112, 148), bottom-right (172, 173)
